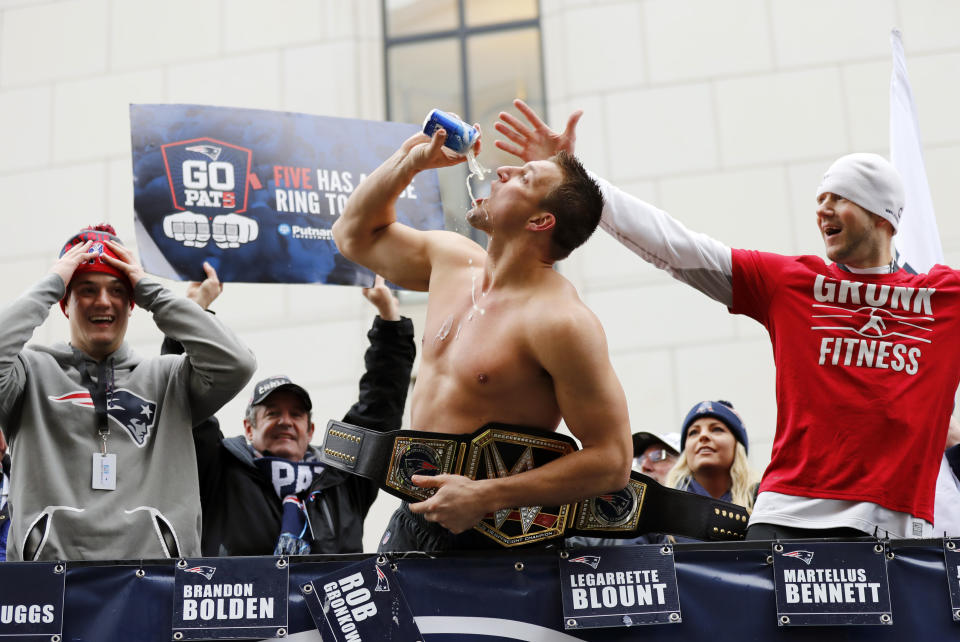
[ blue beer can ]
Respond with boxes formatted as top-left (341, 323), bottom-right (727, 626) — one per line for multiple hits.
top-left (422, 109), bottom-right (479, 154)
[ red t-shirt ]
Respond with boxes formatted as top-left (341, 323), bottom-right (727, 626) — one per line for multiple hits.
top-left (732, 250), bottom-right (960, 522)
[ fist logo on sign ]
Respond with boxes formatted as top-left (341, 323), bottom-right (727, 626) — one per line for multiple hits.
top-left (163, 212), bottom-right (259, 250)
top-left (163, 212), bottom-right (211, 248)
top-left (212, 213), bottom-right (259, 249)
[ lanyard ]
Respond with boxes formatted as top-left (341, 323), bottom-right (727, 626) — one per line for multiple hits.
top-left (79, 357), bottom-right (113, 454)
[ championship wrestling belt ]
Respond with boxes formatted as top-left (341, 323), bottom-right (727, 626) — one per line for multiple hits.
top-left (321, 420), bottom-right (748, 547)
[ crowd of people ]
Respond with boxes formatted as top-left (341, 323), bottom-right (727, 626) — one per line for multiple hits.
top-left (1, 96), bottom-right (958, 561)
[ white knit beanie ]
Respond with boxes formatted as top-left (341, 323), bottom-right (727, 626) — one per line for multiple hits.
top-left (815, 153), bottom-right (905, 232)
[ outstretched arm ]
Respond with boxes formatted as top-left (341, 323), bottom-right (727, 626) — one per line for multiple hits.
top-left (409, 306), bottom-right (632, 534)
top-left (334, 130), bottom-right (477, 291)
top-left (496, 99), bottom-right (734, 306)
top-left (104, 241), bottom-right (256, 423)
top-left (343, 275), bottom-right (416, 432)
top-left (161, 261), bottom-right (223, 356)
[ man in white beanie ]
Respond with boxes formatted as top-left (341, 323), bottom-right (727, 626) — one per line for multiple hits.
top-left (497, 99), bottom-right (960, 541)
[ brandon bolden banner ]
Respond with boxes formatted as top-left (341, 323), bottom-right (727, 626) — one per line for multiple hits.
top-left (129, 104), bottom-right (444, 286)
top-left (172, 556), bottom-right (289, 640)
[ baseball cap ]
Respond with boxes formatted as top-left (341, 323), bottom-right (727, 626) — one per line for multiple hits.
top-left (248, 375), bottom-right (313, 411)
top-left (632, 431), bottom-right (681, 458)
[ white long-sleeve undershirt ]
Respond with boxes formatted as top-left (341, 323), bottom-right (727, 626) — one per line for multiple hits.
top-left (594, 174), bottom-right (734, 308)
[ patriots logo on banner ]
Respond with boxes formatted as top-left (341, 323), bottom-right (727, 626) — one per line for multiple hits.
top-left (49, 388), bottom-right (158, 447)
top-left (782, 550), bottom-right (815, 565)
top-left (375, 566), bottom-right (390, 592)
top-left (184, 565), bottom-right (217, 580)
top-left (161, 137), bottom-right (253, 216)
top-left (569, 555), bottom-right (601, 570)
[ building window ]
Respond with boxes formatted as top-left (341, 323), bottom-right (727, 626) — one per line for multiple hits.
top-left (383, 0), bottom-right (545, 240)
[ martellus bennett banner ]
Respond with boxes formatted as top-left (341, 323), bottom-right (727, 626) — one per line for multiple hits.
top-left (129, 104), bottom-right (444, 286)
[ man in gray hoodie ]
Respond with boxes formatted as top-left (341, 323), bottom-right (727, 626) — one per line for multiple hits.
top-left (0, 224), bottom-right (256, 561)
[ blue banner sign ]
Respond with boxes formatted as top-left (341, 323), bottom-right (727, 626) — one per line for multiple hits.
top-left (0, 561), bottom-right (65, 640)
top-left (172, 556), bottom-right (289, 640)
top-left (300, 556), bottom-right (421, 642)
top-left (944, 538), bottom-right (960, 621)
top-left (129, 104), bottom-right (444, 286)
top-left (773, 541), bottom-right (892, 626)
top-left (559, 544), bottom-right (681, 629)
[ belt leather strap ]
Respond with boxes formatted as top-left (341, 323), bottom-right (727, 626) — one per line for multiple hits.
top-left (321, 420), bottom-right (748, 547)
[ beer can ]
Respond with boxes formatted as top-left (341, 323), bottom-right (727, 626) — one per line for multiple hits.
top-left (422, 109), bottom-right (479, 154)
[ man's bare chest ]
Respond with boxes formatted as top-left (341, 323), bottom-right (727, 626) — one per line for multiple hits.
top-left (421, 292), bottom-right (539, 388)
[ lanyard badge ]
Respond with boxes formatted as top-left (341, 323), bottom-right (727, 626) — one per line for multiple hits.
top-left (84, 359), bottom-right (118, 491)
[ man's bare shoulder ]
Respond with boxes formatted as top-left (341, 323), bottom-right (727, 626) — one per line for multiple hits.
top-left (523, 279), bottom-right (606, 353)
top-left (420, 229), bottom-right (487, 268)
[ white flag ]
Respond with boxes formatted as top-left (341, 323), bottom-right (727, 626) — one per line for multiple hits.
top-left (890, 28), bottom-right (942, 273)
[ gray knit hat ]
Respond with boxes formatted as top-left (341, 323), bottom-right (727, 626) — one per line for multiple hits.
top-left (815, 153), bottom-right (905, 232)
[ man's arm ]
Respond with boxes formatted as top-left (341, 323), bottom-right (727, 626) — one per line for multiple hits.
top-left (104, 242), bottom-right (257, 424)
top-left (341, 276), bottom-right (416, 432)
top-left (160, 261), bottom-right (223, 357)
top-left (409, 306), bottom-right (632, 534)
top-left (333, 277), bottom-right (417, 519)
top-left (0, 241), bottom-right (95, 436)
top-left (157, 262), bottom-right (228, 507)
top-left (333, 130), bottom-right (479, 291)
top-left (496, 99), bottom-right (734, 307)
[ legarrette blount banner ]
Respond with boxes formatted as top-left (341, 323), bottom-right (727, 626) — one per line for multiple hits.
top-left (129, 104), bottom-right (444, 286)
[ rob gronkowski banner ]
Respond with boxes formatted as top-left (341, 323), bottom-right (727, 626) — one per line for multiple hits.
top-left (129, 104), bottom-right (444, 286)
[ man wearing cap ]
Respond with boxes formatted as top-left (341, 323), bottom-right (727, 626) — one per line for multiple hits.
top-left (632, 431), bottom-right (680, 485)
top-left (0, 224), bottom-right (256, 561)
top-left (191, 277), bottom-right (415, 556)
top-left (499, 100), bottom-right (960, 540)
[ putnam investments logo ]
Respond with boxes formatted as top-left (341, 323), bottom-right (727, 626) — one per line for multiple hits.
top-left (277, 224), bottom-right (333, 240)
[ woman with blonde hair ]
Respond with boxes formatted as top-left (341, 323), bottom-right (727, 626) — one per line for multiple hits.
top-left (666, 400), bottom-right (757, 513)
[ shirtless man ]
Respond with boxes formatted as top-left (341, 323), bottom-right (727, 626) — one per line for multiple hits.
top-left (333, 127), bottom-right (632, 550)
top-left (495, 99), bottom-right (960, 541)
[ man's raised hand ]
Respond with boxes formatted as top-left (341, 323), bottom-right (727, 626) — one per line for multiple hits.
top-left (362, 274), bottom-right (400, 321)
top-left (186, 261), bottom-right (223, 311)
top-left (101, 239), bottom-right (146, 288)
top-left (49, 239), bottom-right (94, 287)
top-left (495, 98), bottom-right (581, 162)
top-left (401, 126), bottom-right (481, 172)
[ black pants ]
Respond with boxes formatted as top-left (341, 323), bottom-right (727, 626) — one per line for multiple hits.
top-left (377, 503), bottom-right (505, 553)
top-left (746, 523), bottom-right (870, 541)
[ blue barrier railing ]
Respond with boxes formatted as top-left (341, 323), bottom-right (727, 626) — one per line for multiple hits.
top-left (6, 538), bottom-right (958, 641)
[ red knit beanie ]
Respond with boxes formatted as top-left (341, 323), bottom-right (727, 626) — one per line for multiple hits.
top-left (58, 223), bottom-right (134, 314)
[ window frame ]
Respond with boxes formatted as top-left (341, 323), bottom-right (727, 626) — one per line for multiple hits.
top-left (381, 0), bottom-right (546, 131)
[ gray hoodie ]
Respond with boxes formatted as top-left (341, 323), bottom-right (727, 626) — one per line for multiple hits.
top-left (0, 273), bottom-right (256, 561)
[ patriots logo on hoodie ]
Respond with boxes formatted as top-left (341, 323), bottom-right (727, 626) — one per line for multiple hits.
top-left (49, 388), bottom-right (158, 447)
